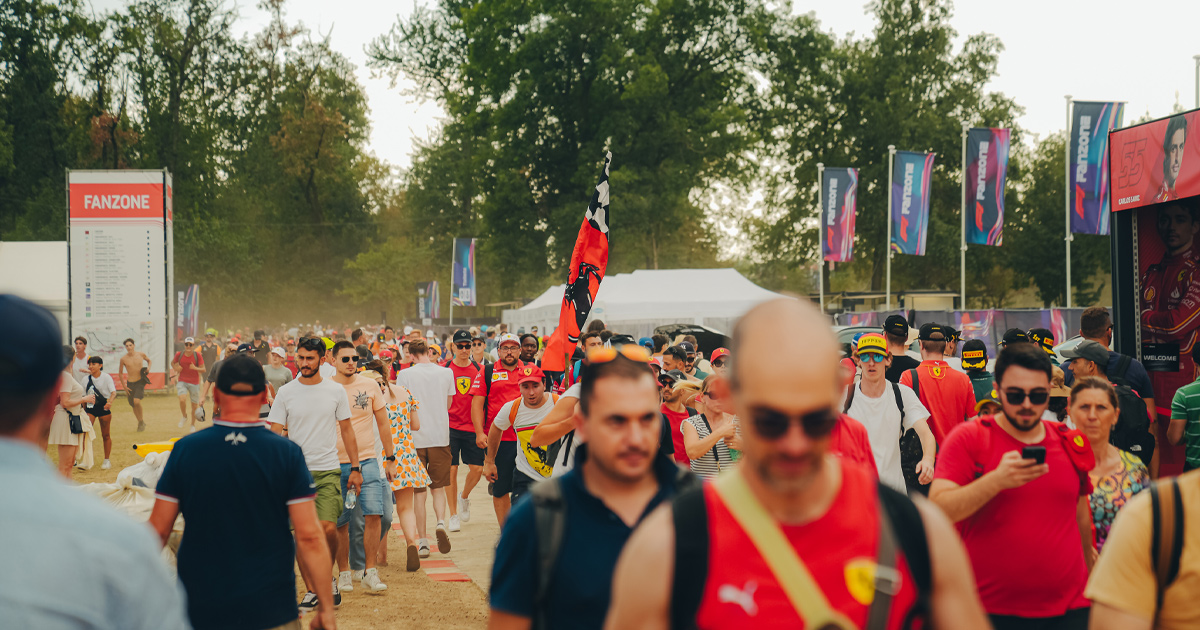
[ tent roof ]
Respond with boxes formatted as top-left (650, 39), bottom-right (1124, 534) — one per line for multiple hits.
top-left (0, 241), bottom-right (68, 304)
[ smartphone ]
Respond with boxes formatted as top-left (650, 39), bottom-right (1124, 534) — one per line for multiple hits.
top-left (1021, 445), bottom-right (1046, 465)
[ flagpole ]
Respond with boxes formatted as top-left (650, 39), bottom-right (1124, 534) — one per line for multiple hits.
top-left (817, 162), bottom-right (825, 313)
top-left (886, 145), bottom-right (895, 311)
top-left (448, 241), bottom-right (455, 327)
top-left (960, 121), bottom-right (968, 310)
top-left (1065, 95), bottom-right (1073, 309)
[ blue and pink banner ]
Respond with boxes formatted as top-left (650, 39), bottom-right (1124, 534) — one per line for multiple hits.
top-left (891, 151), bottom-right (935, 256)
top-left (1070, 101), bottom-right (1123, 234)
top-left (821, 168), bottom-right (858, 262)
top-left (965, 128), bottom-right (1010, 246)
top-left (451, 238), bottom-right (476, 306)
top-left (416, 281), bottom-right (440, 319)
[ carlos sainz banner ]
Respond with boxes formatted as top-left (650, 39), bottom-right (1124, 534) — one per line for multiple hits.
top-left (1111, 109), bottom-right (1200, 213)
top-left (965, 128), bottom-right (1011, 246)
top-left (891, 151), bottom-right (935, 256)
top-left (821, 168), bottom-right (858, 262)
top-left (1070, 101), bottom-right (1124, 235)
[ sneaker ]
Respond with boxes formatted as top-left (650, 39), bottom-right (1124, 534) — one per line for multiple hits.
top-left (298, 592), bottom-right (318, 614)
top-left (418, 539), bottom-right (430, 559)
top-left (448, 514), bottom-right (461, 532)
top-left (338, 571), bottom-right (353, 592)
top-left (362, 568), bottom-right (387, 592)
top-left (351, 569), bottom-right (364, 582)
top-left (406, 544), bottom-right (421, 571)
top-left (101, 459), bottom-right (111, 470)
top-left (189, 425), bottom-right (196, 433)
top-left (178, 417), bottom-right (186, 428)
top-left (435, 522), bottom-right (452, 554)
top-left (331, 578), bottom-right (341, 607)
top-left (137, 421), bottom-right (146, 432)
top-left (459, 496), bottom-right (471, 522)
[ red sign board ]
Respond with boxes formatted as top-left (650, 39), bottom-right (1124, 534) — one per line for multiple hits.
top-left (69, 182), bottom-right (165, 219)
top-left (1110, 109), bottom-right (1200, 212)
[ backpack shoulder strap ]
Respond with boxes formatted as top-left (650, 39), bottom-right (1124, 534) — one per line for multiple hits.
top-left (907, 368), bottom-right (920, 399)
top-left (843, 384), bottom-right (857, 413)
top-left (670, 483), bottom-right (709, 630)
top-left (509, 398), bottom-right (522, 424)
top-left (890, 382), bottom-right (906, 428)
top-left (876, 482), bottom-right (932, 621)
top-left (1113, 354), bottom-right (1133, 381)
top-left (531, 478), bottom-right (567, 628)
top-left (1152, 478), bottom-right (1185, 610)
top-left (484, 363), bottom-right (494, 398)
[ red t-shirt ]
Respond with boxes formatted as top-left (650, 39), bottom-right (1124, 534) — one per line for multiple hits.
top-left (447, 360), bottom-right (481, 433)
top-left (899, 360), bottom-right (976, 444)
top-left (468, 362), bottom-right (529, 442)
top-left (173, 350), bottom-right (204, 384)
top-left (933, 417), bottom-right (1091, 616)
top-left (828, 414), bottom-right (877, 475)
top-left (661, 404), bottom-right (695, 465)
top-left (695, 459), bottom-right (919, 628)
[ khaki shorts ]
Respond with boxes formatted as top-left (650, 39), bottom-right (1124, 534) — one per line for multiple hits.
top-left (416, 446), bottom-right (452, 489)
top-left (310, 469), bottom-right (343, 523)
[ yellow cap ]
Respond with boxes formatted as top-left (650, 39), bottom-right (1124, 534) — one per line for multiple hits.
top-left (856, 333), bottom-right (889, 357)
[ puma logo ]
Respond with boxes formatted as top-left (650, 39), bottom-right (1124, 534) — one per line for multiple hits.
top-left (718, 581), bottom-right (758, 617)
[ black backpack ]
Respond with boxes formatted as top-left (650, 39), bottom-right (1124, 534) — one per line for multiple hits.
top-left (1108, 354), bottom-right (1134, 388)
top-left (845, 380), bottom-right (927, 496)
top-left (1110, 382), bottom-right (1154, 466)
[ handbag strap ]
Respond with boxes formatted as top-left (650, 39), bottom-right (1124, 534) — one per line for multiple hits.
top-left (712, 472), bottom-right (855, 629)
top-left (698, 414), bottom-right (724, 470)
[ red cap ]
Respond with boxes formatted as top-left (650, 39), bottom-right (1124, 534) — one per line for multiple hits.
top-left (710, 348), bottom-right (730, 362)
top-left (516, 365), bottom-right (545, 385)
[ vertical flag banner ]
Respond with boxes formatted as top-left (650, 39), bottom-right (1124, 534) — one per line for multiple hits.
top-left (542, 152), bottom-right (612, 372)
top-left (965, 128), bottom-right (1011, 245)
top-left (890, 151), bottom-right (935, 256)
top-left (1071, 102), bottom-right (1124, 234)
top-left (821, 168), bottom-right (858, 262)
top-left (416, 281), bottom-right (440, 319)
top-left (176, 284), bottom-right (199, 340)
top-left (451, 238), bottom-right (476, 306)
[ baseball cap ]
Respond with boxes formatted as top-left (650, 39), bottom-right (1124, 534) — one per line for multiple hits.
top-left (960, 339), bottom-right (988, 370)
top-left (710, 348), bottom-right (731, 362)
top-left (426, 329), bottom-right (435, 337)
top-left (856, 333), bottom-right (889, 357)
top-left (1001, 328), bottom-right (1030, 346)
top-left (639, 336), bottom-right (654, 350)
top-left (184, 336), bottom-right (195, 344)
top-left (236, 343), bottom-right (253, 354)
top-left (429, 344), bottom-right (442, 358)
top-left (0, 295), bottom-right (68, 393)
top-left (215, 354), bottom-right (267, 396)
top-left (270, 346), bottom-right (286, 359)
top-left (516, 365), bottom-right (545, 385)
top-left (1027, 328), bottom-right (1056, 356)
top-left (379, 349), bottom-right (394, 360)
top-left (975, 388), bottom-right (1001, 414)
top-left (322, 337), bottom-right (334, 350)
top-left (943, 326), bottom-right (959, 343)
top-left (883, 314), bottom-right (909, 337)
top-left (1060, 339), bottom-right (1109, 366)
top-left (403, 325), bottom-right (414, 335)
top-left (453, 330), bottom-right (472, 344)
top-left (917, 323), bottom-right (945, 341)
top-left (205, 328), bottom-right (217, 336)
top-left (678, 341), bottom-right (696, 356)
top-left (498, 333), bottom-right (520, 347)
top-left (662, 369), bottom-right (687, 384)
top-left (649, 356), bottom-right (664, 369)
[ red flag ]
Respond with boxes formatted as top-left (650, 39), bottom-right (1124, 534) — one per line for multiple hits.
top-left (542, 152), bottom-right (611, 372)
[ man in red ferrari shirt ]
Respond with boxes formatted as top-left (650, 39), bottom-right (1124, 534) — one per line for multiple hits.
top-left (930, 343), bottom-right (1095, 630)
top-left (900, 323), bottom-right (976, 444)
top-left (445, 330), bottom-right (484, 531)
top-left (469, 333), bottom-right (527, 525)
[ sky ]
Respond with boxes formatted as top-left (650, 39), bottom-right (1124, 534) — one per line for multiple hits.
top-left (86, 0), bottom-right (1200, 172)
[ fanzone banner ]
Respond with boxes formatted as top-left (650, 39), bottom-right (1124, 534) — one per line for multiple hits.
top-left (1111, 108), bottom-right (1200, 213)
top-left (451, 238), bottom-right (476, 306)
top-left (891, 151), bottom-right (935, 256)
top-left (416, 281), bottom-right (440, 319)
top-left (1070, 102), bottom-right (1123, 234)
top-left (821, 168), bottom-right (858, 262)
top-left (965, 128), bottom-right (1010, 246)
top-left (176, 284), bottom-right (199, 341)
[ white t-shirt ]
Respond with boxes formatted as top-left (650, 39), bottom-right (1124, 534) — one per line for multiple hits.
top-left (71, 355), bottom-right (91, 387)
top-left (843, 381), bottom-right (930, 492)
top-left (85, 372), bottom-right (116, 399)
top-left (319, 363), bottom-right (336, 378)
top-left (397, 362), bottom-right (455, 449)
top-left (550, 382), bottom-right (583, 477)
top-left (267, 377), bottom-right (351, 471)
top-left (493, 394), bottom-right (557, 480)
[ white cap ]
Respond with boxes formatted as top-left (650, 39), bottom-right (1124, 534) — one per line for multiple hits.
top-left (498, 333), bottom-right (520, 347)
top-left (403, 325), bottom-right (414, 335)
top-left (426, 329), bottom-right (435, 337)
top-left (184, 336), bottom-right (195, 344)
top-left (271, 346), bottom-right (286, 359)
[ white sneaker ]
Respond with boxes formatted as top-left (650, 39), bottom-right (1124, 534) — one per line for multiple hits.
top-left (362, 568), bottom-right (387, 592)
top-left (178, 417), bottom-right (186, 428)
top-left (338, 571), bottom-right (353, 592)
top-left (101, 459), bottom-right (111, 470)
top-left (418, 539), bottom-right (430, 558)
top-left (189, 425), bottom-right (196, 433)
top-left (458, 496), bottom-right (471, 522)
top-left (448, 514), bottom-right (461, 532)
top-left (351, 569), bottom-right (364, 582)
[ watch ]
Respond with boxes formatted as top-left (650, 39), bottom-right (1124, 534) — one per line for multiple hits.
top-left (350, 466), bottom-right (361, 473)
top-left (385, 455), bottom-right (397, 462)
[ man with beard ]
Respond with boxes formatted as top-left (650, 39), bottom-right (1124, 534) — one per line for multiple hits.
top-left (659, 369), bottom-right (697, 466)
top-left (930, 343), bottom-right (1095, 629)
top-left (470, 333), bottom-right (528, 525)
top-left (605, 299), bottom-right (987, 630)
top-left (1155, 115), bottom-right (1188, 203)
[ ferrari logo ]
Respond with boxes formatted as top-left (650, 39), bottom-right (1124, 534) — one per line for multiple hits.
top-left (1146, 286), bottom-right (1156, 302)
top-left (930, 367), bottom-right (944, 378)
top-left (1074, 435), bottom-right (1085, 449)
top-left (524, 367), bottom-right (533, 376)
top-left (456, 376), bottom-right (472, 395)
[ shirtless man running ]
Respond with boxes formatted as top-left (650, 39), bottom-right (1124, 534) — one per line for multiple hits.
top-left (118, 338), bottom-right (152, 432)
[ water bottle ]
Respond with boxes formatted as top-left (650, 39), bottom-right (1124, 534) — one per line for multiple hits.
top-left (344, 488), bottom-right (357, 510)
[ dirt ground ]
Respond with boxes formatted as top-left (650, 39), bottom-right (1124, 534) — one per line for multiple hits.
top-left (52, 390), bottom-right (497, 629)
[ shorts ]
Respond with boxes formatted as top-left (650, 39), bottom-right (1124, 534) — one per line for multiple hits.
top-left (416, 446), bottom-right (452, 489)
top-left (490, 441), bottom-right (517, 498)
top-left (87, 407), bottom-right (111, 418)
top-left (510, 469), bottom-right (540, 506)
top-left (310, 469), bottom-right (343, 523)
top-left (337, 459), bottom-right (385, 527)
top-left (126, 379), bottom-right (146, 402)
top-left (175, 381), bottom-right (201, 403)
top-left (449, 428), bottom-right (484, 467)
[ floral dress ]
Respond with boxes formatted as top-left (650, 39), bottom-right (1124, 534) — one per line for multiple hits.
top-left (1089, 449), bottom-right (1150, 551)
top-left (384, 385), bottom-right (430, 490)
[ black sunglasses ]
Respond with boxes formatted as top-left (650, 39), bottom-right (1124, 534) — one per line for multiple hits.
top-left (339, 356), bottom-right (356, 363)
top-left (752, 408), bottom-right (839, 440)
top-left (658, 377), bottom-right (677, 387)
top-left (456, 343), bottom-right (471, 349)
top-left (1003, 389), bottom-right (1050, 405)
top-left (712, 359), bottom-right (727, 368)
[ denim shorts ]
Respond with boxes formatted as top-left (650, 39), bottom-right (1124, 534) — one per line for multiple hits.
top-left (337, 459), bottom-right (385, 527)
top-left (175, 381), bottom-right (201, 403)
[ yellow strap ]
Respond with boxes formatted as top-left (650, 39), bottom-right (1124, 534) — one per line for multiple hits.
top-left (712, 471), bottom-right (856, 630)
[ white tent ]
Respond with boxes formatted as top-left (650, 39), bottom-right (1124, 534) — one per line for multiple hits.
top-left (0, 241), bottom-right (69, 341)
top-left (503, 268), bottom-right (788, 339)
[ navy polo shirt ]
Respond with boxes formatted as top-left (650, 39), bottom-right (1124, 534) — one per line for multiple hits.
top-left (156, 421), bottom-right (315, 630)
top-left (489, 445), bottom-right (683, 630)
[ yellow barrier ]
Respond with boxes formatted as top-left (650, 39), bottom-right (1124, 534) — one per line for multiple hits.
top-left (132, 437), bottom-right (181, 457)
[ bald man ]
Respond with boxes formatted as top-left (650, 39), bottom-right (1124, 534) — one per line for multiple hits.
top-left (605, 299), bottom-right (988, 630)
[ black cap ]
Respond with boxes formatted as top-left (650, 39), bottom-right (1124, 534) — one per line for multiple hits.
top-left (1001, 328), bottom-right (1030, 346)
top-left (453, 329), bottom-right (472, 344)
top-left (883, 314), bottom-right (909, 337)
top-left (678, 341), bottom-right (696, 355)
top-left (1027, 328), bottom-right (1056, 356)
top-left (0, 295), bottom-right (68, 393)
top-left (917, 323), bottom-right (946, 341)
top-left (609, 334), bottom-right (637, 347)
top-left (943, 326), bottom-right (959, 343)
top-left (236, 343), bottom-right (254, 354)
top-left (215, 354), bottom-right (267, 396)
top-left (661, 369), bottom-right (687, 383)
top-left (961, 339), bottom-right (988, 370)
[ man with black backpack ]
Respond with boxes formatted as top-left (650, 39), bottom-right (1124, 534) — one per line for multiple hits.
top-left (606, 299), bottom-right (988, 630)
top-left (1064, 340), bottom-right (1157, 470)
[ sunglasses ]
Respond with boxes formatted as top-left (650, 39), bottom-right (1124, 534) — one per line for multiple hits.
top-left (658, 377), bottom-right (678, 387)
top-left (1003, 389), bottom-right (1049, 405)
top-left (456, 343), bottom-right (471, 349)
top-left (184, 343), bottom-right (194, 346)
top-left (711, 359), bottom-right (727, 368)
top-left (859, 353), bottom-right (886, 363)
top-left (339, 356), bottom-right (356, 363)
top-left (752, 408), bottom-right (839, 440)
top-left (587, 344), bottom-right (652, 364)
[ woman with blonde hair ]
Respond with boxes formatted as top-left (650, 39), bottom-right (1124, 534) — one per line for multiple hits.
top-left (680, 376), bottom-right (739, 480)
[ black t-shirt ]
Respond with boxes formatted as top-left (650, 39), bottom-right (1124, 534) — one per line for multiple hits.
top-left (251, 340), bottom-right (270, 365)
top-left (199, 343), bottom-right (221, 378)
top-left (885, 354), bottom-right (921, 383)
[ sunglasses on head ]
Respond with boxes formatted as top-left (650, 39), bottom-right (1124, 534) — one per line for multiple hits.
top-left (752, 408), bottom-right (839, 440)
top-left (1003, 389), bottom-right (1049, 405)
top-left (587, 344), bottom-right (652, 365)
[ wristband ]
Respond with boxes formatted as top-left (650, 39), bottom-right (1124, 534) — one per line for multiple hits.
top-left (350, 466), bottom-right (361, 473)
top-left (385, 455), bottom-right (396, 462)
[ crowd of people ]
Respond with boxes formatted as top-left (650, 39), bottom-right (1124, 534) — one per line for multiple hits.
top-left (4, 291), bottom-right (1200, 629)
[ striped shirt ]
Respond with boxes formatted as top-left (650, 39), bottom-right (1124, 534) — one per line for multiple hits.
top-left (683, 413), bottom-right (732, 480)
top-left (1171, 380), bottom-right (1200, 469)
